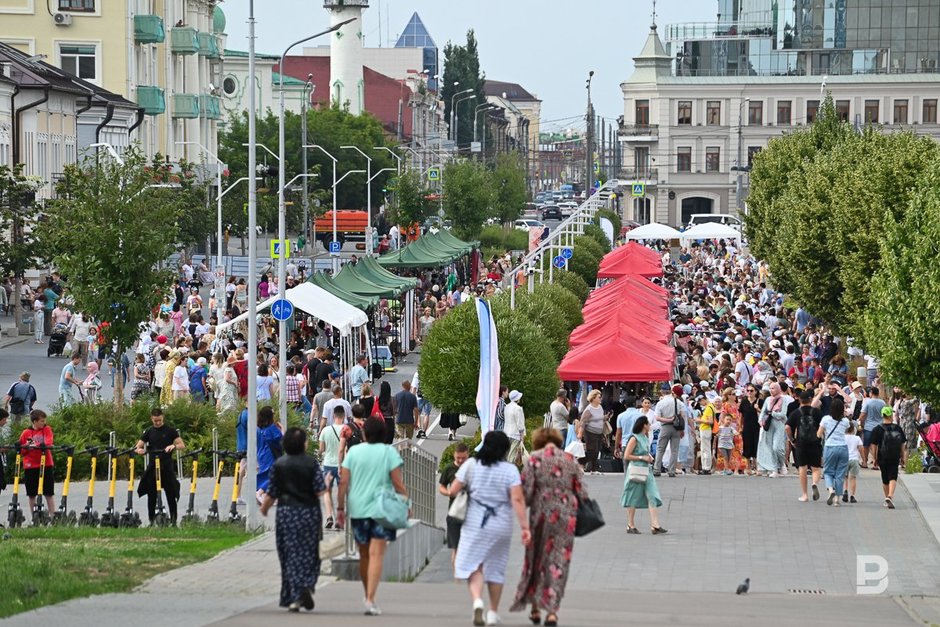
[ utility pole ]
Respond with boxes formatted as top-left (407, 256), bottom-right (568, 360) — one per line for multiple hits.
top-left (585, 70), bottom-right (594, 192)
top-left (302, 75), bottom-right (314, 249)
top-left (245, 0), bottom-right (259, 530)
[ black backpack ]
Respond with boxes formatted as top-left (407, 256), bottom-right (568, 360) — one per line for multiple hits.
top-left (797, 407), bottom-right (819, 445)
top-left (880, 424), bottom-right (905, 459)
top-left (346, 422), bottom-right (364, 449)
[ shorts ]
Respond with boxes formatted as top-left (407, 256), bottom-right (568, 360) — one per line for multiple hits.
top-left (322, 465), bottom-right (339, 484)
top-left (793, 444), bottom-right (822, 468)
top-left (350, 517), bottom-right (397, 545)
top-left (862, 430), bottom-right (873, 447)
top-left (23, 467), bottom-right (55, 497)
top-left (880, 461), bottom-right (900, 485)
top-left (847, 459), bottom-right (861, 477)
top-left (396, 423), bottom-right (415, 440)
top-left (445, 515), bottom-right (463, 549)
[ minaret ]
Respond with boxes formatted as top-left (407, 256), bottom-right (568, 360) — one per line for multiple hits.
top-left (324, 0), bottom-right (368, 115)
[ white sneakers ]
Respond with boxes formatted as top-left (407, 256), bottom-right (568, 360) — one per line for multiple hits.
top-left (473, 598), bottom-right (485, 626)
top-left (486, 610), bottom-right (502, 625)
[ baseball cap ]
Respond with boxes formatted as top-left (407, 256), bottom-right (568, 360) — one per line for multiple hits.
top-left (509, 390), bottom-right (523, 402)
top-left (157, 335), bottom-right (168, 344)
top-left (660, 383), bottom-right (671, 392)
top-left (881, 406), bottom-right (893, 417)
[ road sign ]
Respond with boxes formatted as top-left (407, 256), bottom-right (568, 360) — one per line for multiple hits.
top-left (470, 141), bottom-right (481, 153)
top-left (271, 299), bottom-right (294, 322)
top-left (631, 183), bottom-right (646, 197)
top-left (329, 240), bottom-right (341, 255)
top-left (270, 240), bottom-right (290, 259)
top-left (552, 255), bottom-right (566, 269)
top-left (427, 167), bottom-right (440, 182)
top-left (561, 247), bottom-right (573, 260)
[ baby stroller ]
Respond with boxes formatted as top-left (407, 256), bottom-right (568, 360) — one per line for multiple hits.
top-left (915, 420), bottom-right (940, 473)
top-left (47, 322), bottom-right (69, 357)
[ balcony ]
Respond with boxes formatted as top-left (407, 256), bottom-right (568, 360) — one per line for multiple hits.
top-left (170, 27), bottom-right (200, 55)
top-left (665, 22), bottom-right (775, 42)
top-left (134, 14), bottom-right (165, 44)
top-left (199, 94), bottom-right (222, 120)
top-left (618, 124), bottom-right (659, 142)
top-left (619, 168), bottom-right (659, 184)
top-left (172, 93), bottom-right (200, 119)
top-left (136, 85), bottom-right (165, 116)
top-left (197, 32), bottom-right (220, 59)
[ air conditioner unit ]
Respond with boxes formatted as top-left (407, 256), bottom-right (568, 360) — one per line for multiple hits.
top-left (54, 12), bottom-right (73, 26)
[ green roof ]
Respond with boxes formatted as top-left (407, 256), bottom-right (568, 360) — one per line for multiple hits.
top-left (272, 72), bottom-right (307, 87)
top-left (223, 48), bottom-right (279, 60)
top-left (376, 231), bottom-right (476, 269)
top-left (212, 6), bottom-right (226, 34)
top-left (308, 272), bottom-right (377, 309)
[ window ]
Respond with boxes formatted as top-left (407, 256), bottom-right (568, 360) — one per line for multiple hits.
top-left (635, 100), bottom-right (650, 126)
top-left (706, 100), bottom-right (721, 125)
top-left (747, 146), bottom-right (762, 167)
top-left (864, 99), bottom-right (879, 124)
top-left (776, 100), bottom-right (792, 125)
top-left (836, 100), bottom-right (851, 122)
top-left (58, 44), bottom-right (97, 82)
top-left (748, 100), bottom-right (763, 125)
top-left (58, 0), bottom-right (95, 10)
top-left (677, 100), bottom-right (692, 125)
top-left (894, 100), bottom-right (909, 125)
top-left (923, 99), bottom-right (937, 124)
top-left (222, 76), bottom-right (238, 96)
top-left (677, 147), bottom-right (692, 172)
top-left (705, 147), bottom-right (720, 172)
top-left (807, 100), bottom-right (820, 124)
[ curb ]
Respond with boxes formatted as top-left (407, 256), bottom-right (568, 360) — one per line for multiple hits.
top-left (898, 473), bottom-right (940, 549)
top-left (0, 335), bottom-right (30, 350)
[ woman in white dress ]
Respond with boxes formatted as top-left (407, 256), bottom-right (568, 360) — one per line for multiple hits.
top-left (449, 430), bottom-right (531, 627)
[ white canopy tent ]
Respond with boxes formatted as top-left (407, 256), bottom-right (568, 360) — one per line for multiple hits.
top-left (624, 222), bottom-right (683, 240)
top-left (680, 222), bottom-right (742, 242)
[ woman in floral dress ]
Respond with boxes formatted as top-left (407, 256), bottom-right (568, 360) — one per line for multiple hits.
top-left (714, 388), bottom-right (747, 474)
top-left (510, 428), bottom-right (587, 626)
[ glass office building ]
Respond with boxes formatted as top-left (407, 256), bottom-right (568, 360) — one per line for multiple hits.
top-left (667, 0), bottom-right (940, 76)
top-left (394, 12), bottom-right (439, 90)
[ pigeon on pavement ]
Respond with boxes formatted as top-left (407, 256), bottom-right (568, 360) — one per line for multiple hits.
top-left (736, 578), bottom-right (750, 595)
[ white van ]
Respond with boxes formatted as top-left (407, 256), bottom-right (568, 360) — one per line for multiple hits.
top-left (686, 213), bottom-right (743, 231)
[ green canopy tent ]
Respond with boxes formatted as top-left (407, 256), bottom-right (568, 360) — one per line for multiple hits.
top-left (377, 233), bottom-right (467, 268)
top-left (332, 263), bottom-right (401, 299)
top-left (428, 229), bottom-right (478, 255)
top-left (357, 256), bottom-right (419, 293)
top-left (308, 272), bottom-right (378, 310)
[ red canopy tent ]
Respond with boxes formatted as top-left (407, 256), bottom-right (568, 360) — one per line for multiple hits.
top-left (557, 331), bottom-right (675, 382)
top-left (574, 306), bottom-right (673, 345)
top-left (582, 288), bottom-right (668, 320)
top-left (596, 242), bottom-right (664, 279)
top-left (589, 274), bottom-right (668, 301)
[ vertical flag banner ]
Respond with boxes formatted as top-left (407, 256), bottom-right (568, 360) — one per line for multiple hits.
top-left (475, 297), bottom-right (501, 436)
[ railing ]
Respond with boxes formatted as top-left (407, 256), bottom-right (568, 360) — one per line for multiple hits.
top-left (618, 124), bottom-right (659, 137)
top-left (666, 21), bottom-right (775, 42)
top-left (342, 439), bottom-right (440, 558)
top-left (620, 167), bottom-right (659, 181)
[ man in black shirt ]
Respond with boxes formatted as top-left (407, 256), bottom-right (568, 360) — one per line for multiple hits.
top-left (313, 353), bottom-right (335, 392)
top-left (870, 406), bottom-right (907, 509)
top-left (135, 408), bottom-right (185, 524)
top-left (438, 443), bottom-right (469, 563)
top-left (302, 348), bottom-right (322, 399)
top-left (786, 390), bottom-right (823, 503)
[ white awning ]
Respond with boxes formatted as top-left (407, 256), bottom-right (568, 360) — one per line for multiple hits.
top-left (680, 222), bottom-right (742, 242)
top-left (624, 222), bottom-right (683, 240)
top-left (217, 281), bottom-right (368, 336)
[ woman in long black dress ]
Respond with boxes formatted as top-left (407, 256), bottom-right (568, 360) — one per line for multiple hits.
top-left (440, 411), bottom-right (462, 441)
top-left (260, 427), bottom-right (327, 612)
top-left (740, 384), bottom-right (761, 474)
top-left (377, 381), bottom-right (396, 444)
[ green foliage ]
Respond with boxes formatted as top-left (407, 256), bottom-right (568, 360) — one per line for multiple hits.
top-left (443, 160), bottom-right (495, 239)
top-left (554, 271), bottom-right (591, 304)
top-left (583, 223), bottom-right (612, 253)
top-left (491, 152), bottom-right (528, 224)
top-left (905, 449), bottom-right (924, 474)
top-left (442, 30), bottom-right (486, 149)
top-left (532, 281), bottom-right (584, 333)
top-left (0, 163), bottom-right (43, 328)
top-left (597, 209), bottom-right (622, 239)
top-left (418, 300), bottom-right (559, 419)
top-left (145, 155), bottom-right (214, 248)
top-left (479, 225), bottom-right (528, 260)
top-left (864, 160), bottom-right (940, 407)
top-left (494, 290), bottom-right (570, 361)
top-left (390, 168), bottom-right (434, 227)
top-left (566, 234), bottom-right (604, 286)
top-left (439, 430), bottom-right (482, 473)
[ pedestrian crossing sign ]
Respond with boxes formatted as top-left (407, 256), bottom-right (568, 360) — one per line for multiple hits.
top-left (270, 240), bottom-right (290, 259)
top-left (631, 183), bottom-right (645, 197)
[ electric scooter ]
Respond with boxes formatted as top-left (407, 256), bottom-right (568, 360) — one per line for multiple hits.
top-left (147, 447), bottom-right (171, 527)
top-left (205, 450), bottom-right (228, 524)
top-left (118, 449), bottom-right (141, 528)
top-left (227, 451), bottom-right (246, 524)
top-left (180, 448), bottom-right (203, 525)
top-left (78, 447), bottom-right (101, 527)
top-left (52, 445), bottom-right (77, 526)
top-left (5, 445), bottom-right (25, 528)
top-left (28, 443), bottom-right (53, 526)
top-left (98, 448), bottom-right (120, 528)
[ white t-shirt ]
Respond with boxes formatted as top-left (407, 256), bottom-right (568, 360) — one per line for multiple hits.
top-left (845, 434), bottom-right (863, 461)
top-left (172, 365), bottom-right (189, 391)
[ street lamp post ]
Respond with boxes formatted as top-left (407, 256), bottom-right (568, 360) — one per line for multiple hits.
top-left (453, 93), bottom-right (476, 153)
top-left (735, 97), bottom-right (751, 213)
top-left (246, 0), bottom-right (259, 530)
top-left (374, 146), bottom-right (402, 176)
top-left (306, 144), bottom-right (341, 272)
top-left (449, 87), bottom-right (473, 142)
top-left (585, 70), bottom-right (595, 193)
top-left (277, 20), bottom-right (354, 425)
top-left (302, 76), bottom-right (315, 249)
top-left (340, 145), bottom-right (373, 255)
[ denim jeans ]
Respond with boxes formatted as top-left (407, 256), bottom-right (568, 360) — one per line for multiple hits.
top-left (823, 445), bottom-right (849, 496)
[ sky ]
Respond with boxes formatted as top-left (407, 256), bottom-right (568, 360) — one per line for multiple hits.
top-left (223, 0), bottom-right (716, 132)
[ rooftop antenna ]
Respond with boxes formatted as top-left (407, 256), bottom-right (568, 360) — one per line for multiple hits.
top-left (651, 0), bottom-right (658, 29)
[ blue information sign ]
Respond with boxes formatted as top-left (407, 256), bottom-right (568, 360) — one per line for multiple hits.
top-left (329, 241), bottom-right (341, 255)
top-left (552, 256), bottom-right (566, 269)
top-left (561, 247), bottom-right (573, 260)
top-left (271, 299), bottom-right (294, 322)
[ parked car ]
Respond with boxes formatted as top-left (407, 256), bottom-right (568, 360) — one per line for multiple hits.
top-left (514, 218), bottom-right (546, 231)
top-left (540, 205), bottom-right (564, 221)
top-left (558, 201), bottom-right (578, 217)
top-left (686, 213), bottom-right (743, 231)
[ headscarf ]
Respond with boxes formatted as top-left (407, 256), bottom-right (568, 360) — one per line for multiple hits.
top-left (82, 362), bottom-right (100, 387)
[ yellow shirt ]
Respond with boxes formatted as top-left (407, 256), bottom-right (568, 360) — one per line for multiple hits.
top-left (699, 404), bottom-right (715, 432)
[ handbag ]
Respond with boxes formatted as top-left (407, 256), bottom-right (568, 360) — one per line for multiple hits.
top-left (574, 497), bottom-right (605, 537)
top-left (564, 440), bottom-right (586, 459)
top-left (602, 418), bottom-right (613, 437)
top-left (373, 489), bottom-right (410, 530)
top-left (627, 461), bottom-right (649, 484)
top-left (447, 460), bottom-right (474, 522)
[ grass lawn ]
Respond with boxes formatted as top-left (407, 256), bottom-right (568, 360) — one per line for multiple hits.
top-left (0, 525), bottom-right (253, 618)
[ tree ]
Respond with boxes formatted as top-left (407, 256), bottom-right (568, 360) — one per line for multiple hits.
top-left (864, 160), bottom-right (940, 406)
top-left (418, 300), bottom-right (559, 418)
top-left (389, 168), bottom-right (434, 227)
top-left (532, 281), bottom-right (583, 333)
top-left (495, 290), bottom-right (569, 361)
top-left (555, 270), bottom-right (590, 304)
top-left (582, 223), bottom-right (612, 254)
top-left (40, 147), bottom-right (188, 406)
top-left (597, 209), bottom-right (622, 240)
top-left (145, 155), bottom-right (214, 251)
top-left (567, 235), bottom-right (603, 287)
top-left (0, 164), bottom-right (43, 331)
top-left (443, 159), bottom-right (494, 239)
top-left (441, 30), bottom-right (486, 149)
top-left (491, 152), bottom-right (527, 224)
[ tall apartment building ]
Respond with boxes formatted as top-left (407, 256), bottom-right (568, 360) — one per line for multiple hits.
top-left (620, 0), bottom-right (940, 226)
top-left (0, 0), bottom-right (227, 163)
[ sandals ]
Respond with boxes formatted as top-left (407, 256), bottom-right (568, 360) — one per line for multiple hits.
top-left (529, 610), bottom-right (542, 625)
top-left (626, 526), bottom-right (640, 534)
top-left (651, 526), bottom-right (668, 535)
